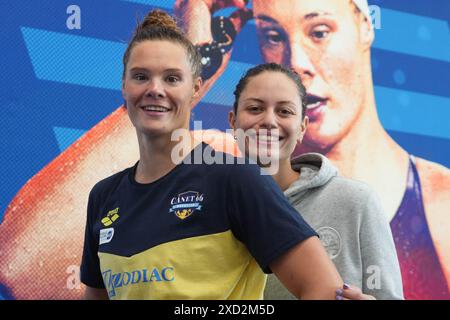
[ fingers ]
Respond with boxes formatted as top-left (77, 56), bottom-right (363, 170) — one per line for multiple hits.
top-left (174, 0), bottom-right (252, 39)
top-left (175, 0), bottom-right (249, 14)
top-left (336, 283), bottom-right (377, 300)
top-left (212, 0), bottom-right (248, 11)
top-left (229, 7), bottom-right (253, 33)
top-left (339, 283), bottom-right (364, 300)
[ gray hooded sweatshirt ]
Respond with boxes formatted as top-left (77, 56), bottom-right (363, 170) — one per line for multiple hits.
top-left (264, 153), bottom-right (404, 300)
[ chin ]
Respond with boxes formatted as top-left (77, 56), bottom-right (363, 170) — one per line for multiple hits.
top-left (300, 132), bottom-right (339, 153)
top-left (139, 127), bottom-right (171, 137)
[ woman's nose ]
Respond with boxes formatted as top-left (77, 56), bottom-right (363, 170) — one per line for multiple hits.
top-left (260, 110), bottom-right (278, 129)
top-left (145, 79), bottom-right (165, 99)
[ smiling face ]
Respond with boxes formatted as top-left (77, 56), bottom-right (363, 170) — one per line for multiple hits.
top-left (253, 0), bottom-right (373, 150)
top-left (122, 40), bottom-right (201, 138)
top-left (229, 71), bottom-right (307, 164)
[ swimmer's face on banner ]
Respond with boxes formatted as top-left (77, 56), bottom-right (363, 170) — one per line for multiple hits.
top-left (230, 70), bottom-right (307, 164)
top-left (253, 0), bottom-right (374, 150)
top-left (122, 40), bottom-right (201, 137)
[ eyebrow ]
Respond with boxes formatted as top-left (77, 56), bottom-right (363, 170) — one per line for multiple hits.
top-left (128, 67), bottom-right (184, 73)
top-left (255, 12), bottom-right (332, 24)
top-left (242, 98), bottom-right (265, 104)
top-left (243, 98), bottom-right (297, 106)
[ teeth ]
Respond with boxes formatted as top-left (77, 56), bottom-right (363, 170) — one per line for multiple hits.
top-left (306, 101), bottom-right (323, 109)
top-left (143, 105), bottom-right (170, 112)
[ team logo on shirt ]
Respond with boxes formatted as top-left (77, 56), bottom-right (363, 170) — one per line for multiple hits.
top-left (169, 191), bottom-right (204, 220)
top-left (317, 226), bottom-right (342, 260)
top-left (101, 207), bottom-right (120, 226)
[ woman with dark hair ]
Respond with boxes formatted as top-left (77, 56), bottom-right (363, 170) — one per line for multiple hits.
top-left (229, 62), bottom-right (403, 300)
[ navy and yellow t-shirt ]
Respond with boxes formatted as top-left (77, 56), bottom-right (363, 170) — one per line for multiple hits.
top-left (80, 143), bottom-right (317, 299)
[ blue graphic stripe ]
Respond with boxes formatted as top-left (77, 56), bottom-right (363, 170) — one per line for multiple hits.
top-left (53, 127), bottom-right (87, 152)
top-left (373, 8), bottom-right (450, 63)
top-left (21, 27), bottom-right (124, 91)
top-left (371, 48), bottom-right (450, 98)
top-left (376, 86), bottom-right (450, 140)
top-left (22, 28), bottom-right (450, 140)
top-left (369, 0), bottom-right (450, 22)
top-left (202, 61), bottom-right (250, 106)
top-left (120, 0), bottom-right (172, 9)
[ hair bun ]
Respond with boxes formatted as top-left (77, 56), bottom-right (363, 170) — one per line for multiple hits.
top-left (141, 9), bottom-right (181, 33)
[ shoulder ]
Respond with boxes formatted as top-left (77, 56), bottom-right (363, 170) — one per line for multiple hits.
top-left (323, 176), bottom-right (386, 223)
top-left (415, 157), bottom-right (450, 205)
top-left (201, 142), bottom-right (265, 181)
top-left (415, 157), bottom-right (450, 234)
top-left (89, 166), bottom-right (132, 201)
top-left (412, 158), bottom-right (450, 283)
top-left (326, 176), bottom-right (378, 204)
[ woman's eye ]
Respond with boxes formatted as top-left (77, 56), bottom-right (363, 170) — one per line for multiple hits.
top-left (166, 75), bottom-right (181, 83)
top-left (133, 73), bottom-right (147, 81)
top-left (247, 106), bottom-right (262, 113)
top-left (264, 30), bottom-right (285, 45)
top-left (277, 106), bottom-right (297, 116)
top-left (279, 109), bottom-right (294, 116)
top-left (310, 25), bottom-right (330, 41)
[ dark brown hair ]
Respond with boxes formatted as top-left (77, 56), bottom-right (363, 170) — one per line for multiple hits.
top-left (122, 9), bottom-right (202, 79)
top-left (233, 63), bottom-right (307, 119)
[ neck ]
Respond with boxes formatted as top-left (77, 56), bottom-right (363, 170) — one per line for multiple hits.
top-left (135, 131), bottom-right (197, 184)
top-left (271, 158), bottom-right (300, 191)
top-left (327, 92), bottom-right (408, 181)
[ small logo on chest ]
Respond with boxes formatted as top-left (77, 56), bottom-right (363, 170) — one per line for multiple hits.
top-left (169, 191), bottom-right (204, 220)
top-left (101, 207), bottom-right (120, 226)
top-left (99, 228), bottom-right (115, 245)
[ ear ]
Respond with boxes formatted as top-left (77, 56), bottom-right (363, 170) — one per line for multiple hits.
top-left (297, 116), bottom-right (309, 144)
top-left (359, 15), bottom-right (374, 51)
top-left (122, 79), bottom-right (127, 107)
top-left (228, 110), bottom-right (236, 130)
top-left (191, 76), bottom-right (203, 110)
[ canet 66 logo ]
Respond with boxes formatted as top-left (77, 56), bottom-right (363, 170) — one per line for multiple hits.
top-left (169, 191), bottom-right (204, 220)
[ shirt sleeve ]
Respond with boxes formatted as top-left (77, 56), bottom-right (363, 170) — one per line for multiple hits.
top-left (80, 187), bottom-right (106, 289)
top-left (360, 190), bottom-right (404, 300)
top-left (226, 163), bottom-right (318, 274)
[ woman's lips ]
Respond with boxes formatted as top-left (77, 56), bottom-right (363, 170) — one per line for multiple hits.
top-left (140, 105), bottom-right (171, 117)
top-left (306, 95), bottom-right (327, 122)
top-left (142, 109), bottom-right (169, 117)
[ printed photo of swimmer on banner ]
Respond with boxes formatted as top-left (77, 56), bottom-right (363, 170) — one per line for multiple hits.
top-left (0, 0), bottom-right (449, 300)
